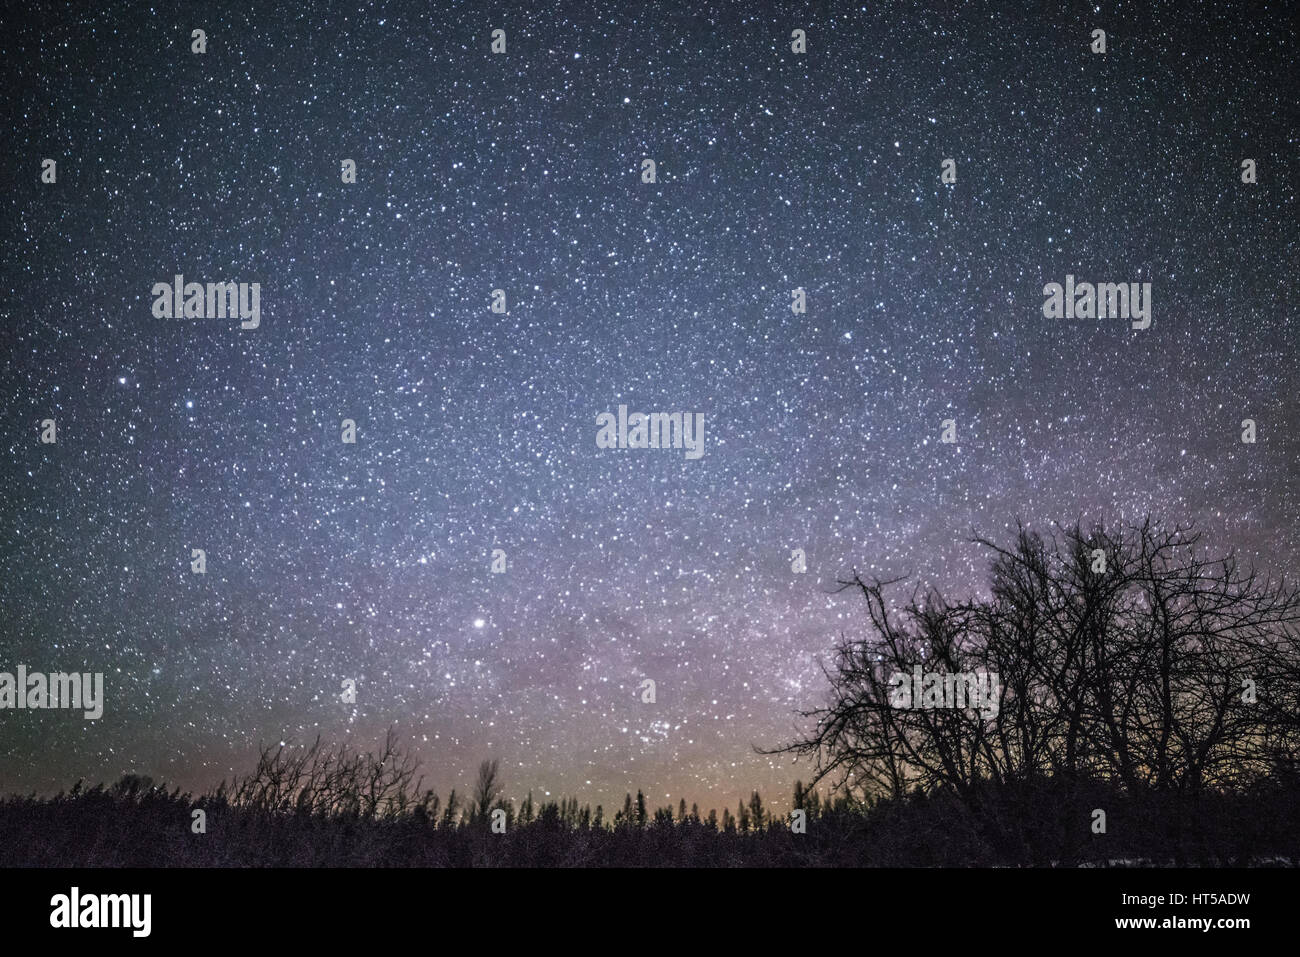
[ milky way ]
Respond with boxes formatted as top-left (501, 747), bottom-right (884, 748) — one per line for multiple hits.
top-left (2, 1), bottom-right (1297, 814)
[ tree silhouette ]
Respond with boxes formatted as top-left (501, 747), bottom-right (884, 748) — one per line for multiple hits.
top-left (771, 516), bottom-right (1300, 810)
top-left (472, 759), bottom-right (502, 823)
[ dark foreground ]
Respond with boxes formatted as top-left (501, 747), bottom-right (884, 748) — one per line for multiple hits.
top-left (4, 774), bottom-right (1300, 867)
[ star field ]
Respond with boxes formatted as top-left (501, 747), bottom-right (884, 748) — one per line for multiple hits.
top-left (2, 0), bottom-right (1298, 813)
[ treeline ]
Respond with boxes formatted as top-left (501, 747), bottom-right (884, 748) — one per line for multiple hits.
top-left (0, 730), bottom-right (872, 866)
top-left (4, 766), bottom-right (1300, 866)
top-left (212, 731), bottom-right (847, 833)
top-left (3, 730), bottom-right (1300, 865)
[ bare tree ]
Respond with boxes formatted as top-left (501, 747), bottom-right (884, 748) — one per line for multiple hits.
top-left (770, 517), bottom-right (1300, 807)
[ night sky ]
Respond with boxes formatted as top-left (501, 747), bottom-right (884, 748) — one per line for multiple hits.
top-left (2, 0), bottom-right (1297, 814)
